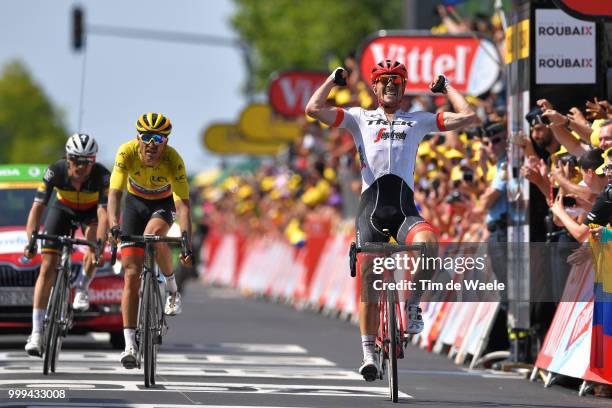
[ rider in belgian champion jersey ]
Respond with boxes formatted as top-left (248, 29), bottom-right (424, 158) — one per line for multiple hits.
top-left (306, 60), bottom-right (475, 380)
top-left (24, 134), bottom-right (110, 356)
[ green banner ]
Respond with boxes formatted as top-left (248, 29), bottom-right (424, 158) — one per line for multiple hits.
top-left (0, 164), bottom-right (46, 182)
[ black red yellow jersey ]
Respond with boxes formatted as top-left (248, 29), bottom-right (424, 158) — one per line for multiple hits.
top-left (34, 160), bottom-right (110, 210)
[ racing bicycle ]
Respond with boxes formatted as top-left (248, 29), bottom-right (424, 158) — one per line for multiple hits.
top-left (350, 239), bottom-right (425, 403)
top-left (110, 232), bottom-right (189, 388)
top-left (27, 229), bottom-right (99, 375)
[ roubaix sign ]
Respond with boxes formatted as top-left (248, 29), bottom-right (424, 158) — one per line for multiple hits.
top-left (358, 32), bottom-right (501, 96)
top-left (535, 9), bottom-right (596, 84)
top-left (269, 71), bottom-right (328, 118)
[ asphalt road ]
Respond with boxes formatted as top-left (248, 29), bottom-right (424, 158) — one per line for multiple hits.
top-left (0, 280), bottom-right (609, 408)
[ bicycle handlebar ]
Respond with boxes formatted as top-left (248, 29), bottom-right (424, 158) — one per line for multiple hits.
top-left (119, 234), bottom-right (184, 244)
top-left (30, 233), bottom-right (96, 250)
top-left (349, 241), bottom-right (426, 278)
top-left (357, 242), bottom-right (425, 255)
top-left (109, 233), bottom-right (190, 266)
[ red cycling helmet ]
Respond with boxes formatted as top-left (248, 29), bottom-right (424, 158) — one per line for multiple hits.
top-left (370, 59), bottom-right (408, 85)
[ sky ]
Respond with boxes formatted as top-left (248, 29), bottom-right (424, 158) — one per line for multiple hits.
top-left (0, 0), bottom-right (247, 174)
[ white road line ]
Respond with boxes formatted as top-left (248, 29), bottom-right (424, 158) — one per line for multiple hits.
top-left (0, 379), bottom-right (411, 398)
top-left (0, 404), bottom-right (310, 408)
top-left (88, 333), bottom-right (110, 342)
top-left (66, 339), bottom-right (308, 354)
top-left (160, 343), bottom-right (308, 354)
top-left (0, 352), bottom-right (334, 366)
top-left (0, 365), bottom-right (363, 380)
top-left (398, 368), bottom-right (523, 379)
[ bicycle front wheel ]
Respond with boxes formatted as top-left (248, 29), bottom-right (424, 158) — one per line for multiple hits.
top-left (386, 289), bottom-right (399, 403)
top-left (149, 275), bottom-right (161, 386)
top-left (43, 268), bottom-right (64, 375)
top-left (143, 274), bottom-right (153, 387)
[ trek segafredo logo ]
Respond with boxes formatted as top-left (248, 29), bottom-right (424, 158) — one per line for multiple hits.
top-left (366, 118), bottom-right (415, 127)
top-left (374, 129), bottom-right (407, 143)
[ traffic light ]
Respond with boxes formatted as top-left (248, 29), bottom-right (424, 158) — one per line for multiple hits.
top-left (72, 7), bottom-right (85, 51)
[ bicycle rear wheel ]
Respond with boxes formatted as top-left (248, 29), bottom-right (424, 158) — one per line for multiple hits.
top-left (43, 268), bottom-right (64, 375)
top-left (386, 289), bottom-right (399, 403)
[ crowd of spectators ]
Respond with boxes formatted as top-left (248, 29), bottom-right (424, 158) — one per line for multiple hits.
top-left (193, 7), bottom-right (514, 247)
top-left (191, 5), bottom-right (611, 255)
top-left (186, 5), bottom-right (612, 373)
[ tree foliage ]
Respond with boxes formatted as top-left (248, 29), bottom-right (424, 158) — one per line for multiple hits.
top-left (0, 60), bottom-right (67, 163)
top-left (231, 0), bottom-right (403, 90)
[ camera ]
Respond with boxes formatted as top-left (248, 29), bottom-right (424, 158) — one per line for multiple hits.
top-left (445, 191), bottom-right (463, 204)
top-left (562, 196), bottom-right (577, 207)
top-left (462, 171), bottom-right (474, 183)
top-left (604, 184), bottom-right (612, 203)
top-left (557, 154), bottom-right (578, 168)
top-left (465, 127), bottom-right (484, 139)
top-left (484, 122), bottom-right (505, 137)
top-left (525, 107), bottom-right (550, 127)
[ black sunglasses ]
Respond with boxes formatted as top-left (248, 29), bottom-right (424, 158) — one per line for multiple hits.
top-left (484, 136), bottom-right (503, 146)
top-left (68, 155), bottom-right (95, 166)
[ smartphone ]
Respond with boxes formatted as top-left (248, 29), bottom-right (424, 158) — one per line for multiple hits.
top-left (562, 196), bottom-right (577, 207)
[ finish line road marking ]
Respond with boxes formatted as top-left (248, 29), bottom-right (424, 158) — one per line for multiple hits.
top-left (0, 380), bottom-right (411, 398)
top-left (0, 352), bottom-right (333, 366)
top-left (0, 404), bottom-right (313, 408)
top-left (0, 365), bottom-right (362, 380)
top-left (159, 343), bottom-right (308, 354)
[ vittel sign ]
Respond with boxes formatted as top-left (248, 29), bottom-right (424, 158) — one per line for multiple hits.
top-left (269, 71), bottom-right (328, 117)
top-left (358, 32), bottom-right (501, 96)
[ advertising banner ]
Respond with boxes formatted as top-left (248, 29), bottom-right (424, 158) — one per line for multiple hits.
top-left (552, 0), bottom-right (612, 22)
top-left (535, 254), bottom-right (611, 385)
top-left (358, 32), bottom-right (501, 95)
top-left (238, 104), bottom-right (301, 142)
top-left (534, 9), bottom-right (596, 84)
top-left (268, 71), bottom-right (328, 118)
top-left (588, 238), bottom-right (612, 383)
top-left (202, 123), bottom-right (284, 155)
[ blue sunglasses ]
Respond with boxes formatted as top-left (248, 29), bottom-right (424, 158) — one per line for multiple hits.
top-left (139, 133), bottom-right (167, 145)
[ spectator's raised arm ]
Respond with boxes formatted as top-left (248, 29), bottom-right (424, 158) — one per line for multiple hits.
top-left (550, 192), bottom-right (590, 242)
top-left (542, 110), bottom-right (588, 158)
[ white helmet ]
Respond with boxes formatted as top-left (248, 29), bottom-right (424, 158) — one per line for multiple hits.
top-left (66, 133), bottom-right (98, 156)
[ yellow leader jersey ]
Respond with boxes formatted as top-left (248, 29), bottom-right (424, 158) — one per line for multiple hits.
top-left (109, 140), bottom-right (189, 201)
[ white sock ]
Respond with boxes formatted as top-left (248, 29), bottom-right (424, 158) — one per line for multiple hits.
top-left (32, 308), bottom-right (44, 334)
top-left (361, 335), bottom-right (376, 361)
top-left (165, 274), bottom-right (177, 293)
top-left (123, 328), bottom-right (136, 350)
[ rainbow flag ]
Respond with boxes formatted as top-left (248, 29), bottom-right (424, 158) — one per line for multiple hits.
top-left (589, 228), bottom-right (612, 383)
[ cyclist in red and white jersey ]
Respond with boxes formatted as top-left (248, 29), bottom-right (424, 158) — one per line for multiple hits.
top-left (306, 60), bottom-right (475, 381)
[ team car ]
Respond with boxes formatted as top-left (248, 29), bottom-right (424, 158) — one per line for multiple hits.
top-left (0, 164), bottom-right (124, 348)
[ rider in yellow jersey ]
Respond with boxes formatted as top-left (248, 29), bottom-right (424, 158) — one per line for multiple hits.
top-left (107, 112), bottom-right (193, 368)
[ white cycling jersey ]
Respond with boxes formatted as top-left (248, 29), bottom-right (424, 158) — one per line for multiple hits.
top-left (332, 107), bottom-right (445, 192)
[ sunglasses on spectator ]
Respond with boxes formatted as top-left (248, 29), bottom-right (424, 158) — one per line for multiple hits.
top-left (483, 136), bottom-right (502, 146)
top-left (376, 75), bottom-right (403, 86)
top-left (68, 155), bottom-right (95, 166)
top-left (139, 133), bottom-right (167, 145)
